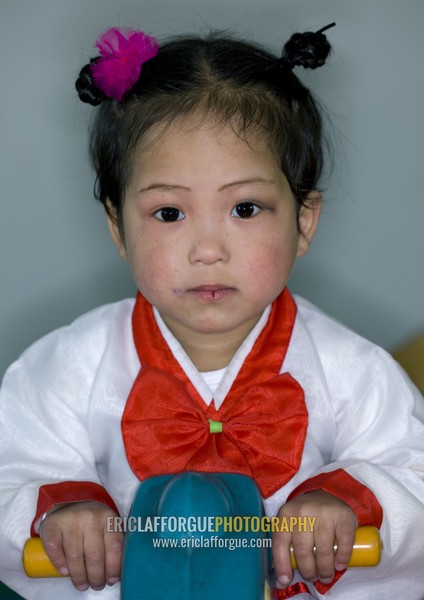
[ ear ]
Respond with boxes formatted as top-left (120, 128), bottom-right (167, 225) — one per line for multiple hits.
top-left (105, 200), bottom-right (128, 260)
top-left (296, 190), bottom-right (322, 257)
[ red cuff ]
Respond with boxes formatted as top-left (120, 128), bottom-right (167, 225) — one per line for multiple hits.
top-left (288, 468), bottom-right (383, 527)
top-left (31, 481), bottom-right (119, 537)
top-left (271, 582), bottom-right (312, 598)
top-left (288, 469), bottom-right (383, 595)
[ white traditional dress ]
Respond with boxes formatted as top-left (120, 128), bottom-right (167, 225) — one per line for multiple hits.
top-left (0, 290), bottom-right (424, 600)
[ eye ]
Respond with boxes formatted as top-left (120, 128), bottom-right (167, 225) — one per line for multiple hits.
top-left (230, 202), bottom-right (261, 219)
top-left (153, 207), bottom-right (185, 222)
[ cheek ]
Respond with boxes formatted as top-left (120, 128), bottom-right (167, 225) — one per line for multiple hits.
top-left (126, 238), bottom-right (179, 296)
top-left (245, 250), bottom-right (289, 294)
top-left (242, 230), bottom-right (299, 282)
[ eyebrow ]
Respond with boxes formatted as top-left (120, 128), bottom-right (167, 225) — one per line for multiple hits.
top-left (137, 178), bottom-right (275, 195)
top-left (218, 177), bottom-right (275, 191)
top-left (137, 183), bottom-right (190, 195)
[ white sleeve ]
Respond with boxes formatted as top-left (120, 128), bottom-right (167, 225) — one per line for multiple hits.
top-left (0, 323), bottom-right (119, 600)
top-left (316, 351), bottom-right (424, 599)
top-left (285, 299), bottom-right (424, 598)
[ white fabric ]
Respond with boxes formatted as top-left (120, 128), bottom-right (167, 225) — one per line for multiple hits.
top-left (0, 295), bottom-right (424, 599)
top-left (199, 367), bottom-right (226, 395)
top-left (154, 303), bottom-right (271, 409)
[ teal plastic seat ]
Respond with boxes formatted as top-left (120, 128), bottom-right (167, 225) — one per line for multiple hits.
top-left (0, 583), bottom-right (23, 599)
top-left (121, 472), bottom-right (270, 600)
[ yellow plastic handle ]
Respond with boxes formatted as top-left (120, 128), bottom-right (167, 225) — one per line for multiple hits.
top-left (23, 537), bottom-right (62, 577)
top-left (23, 526), bottom-right (381, 578)
top-left (290, 526), bottom-right (381, 569)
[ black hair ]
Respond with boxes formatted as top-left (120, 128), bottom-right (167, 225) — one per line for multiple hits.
top-left (76, 25), bottom-right (334, 233)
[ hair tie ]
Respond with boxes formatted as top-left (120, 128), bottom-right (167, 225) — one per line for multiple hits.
top-left (279, 22), bottom-right (335, 71)
top-left (89, 27), bottom-right (159, 102)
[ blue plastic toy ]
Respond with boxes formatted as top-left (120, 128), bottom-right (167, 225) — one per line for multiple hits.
top-left (122, 472), bottom-right (271, 599)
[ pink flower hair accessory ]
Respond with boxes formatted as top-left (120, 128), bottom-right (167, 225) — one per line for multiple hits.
top-left (90, 27), bottom-right (159, 102)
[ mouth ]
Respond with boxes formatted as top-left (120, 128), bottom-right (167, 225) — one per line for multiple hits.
top-left (187, 284), bottom-right (236, 301)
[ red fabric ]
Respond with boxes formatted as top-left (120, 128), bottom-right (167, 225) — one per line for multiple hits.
top-left (122, 288), bottom-right (308, 499)
top-left (272, 582), bottom-right (312, 598)
top-left (288, 469), bottom-right (383, 594)
top-left (31, 481), bottom-right (119, 536)
top-left (288, 469), bottom-right (383, 528)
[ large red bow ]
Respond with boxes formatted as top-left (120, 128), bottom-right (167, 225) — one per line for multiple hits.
top-left (122, 365), bottom-right (307, 499)
top-left (122, 288), bottom-right (308, 498)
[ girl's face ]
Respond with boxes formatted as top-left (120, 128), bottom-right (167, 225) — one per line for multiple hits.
top-left (108, 118), bottom-right (321, 366)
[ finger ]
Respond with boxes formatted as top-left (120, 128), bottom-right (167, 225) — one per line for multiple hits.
top-left (290, 531), bottom-right (317, 583)
top-left (334, 521), bottom-right (356, 571)
top-left (39, 519), bottom-right (69, 576)
top-left (314, 528), bottom-right (336, 584)
top-left (62, 532), bottom-right (89, 592)
top-left (84, 534), bottom-right (106, 591)
top-left (272, 531), bottom-right (294, 588)
top-left (104, 530), bottom-right (124, 586)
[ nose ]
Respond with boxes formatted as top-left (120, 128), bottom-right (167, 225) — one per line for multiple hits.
top-left (188, 218), bottom-right (230, 266)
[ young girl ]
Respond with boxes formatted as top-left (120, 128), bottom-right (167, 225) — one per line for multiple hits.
top-left (1, 24), bottom-right (424, 600)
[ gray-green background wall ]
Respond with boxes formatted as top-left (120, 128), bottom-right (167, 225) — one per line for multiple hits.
top-left (1, 0), bottom-right (423, 378)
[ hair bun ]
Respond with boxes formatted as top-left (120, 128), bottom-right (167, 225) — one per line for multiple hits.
top-left (75, 59), bottom-right (106, 106)
top-left (281, 22), bottom-right (335, 70)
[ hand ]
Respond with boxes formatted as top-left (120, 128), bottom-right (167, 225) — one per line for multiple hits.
top-left (272, 490), bottom-right (357, 588)
top-left (39, 501), bottom-right (123, 592)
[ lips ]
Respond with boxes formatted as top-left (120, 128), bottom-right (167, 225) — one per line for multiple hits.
top-left (190, 284), bottom-right (232, 292)
top-left (188, 284), bottom-right (236, 301)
